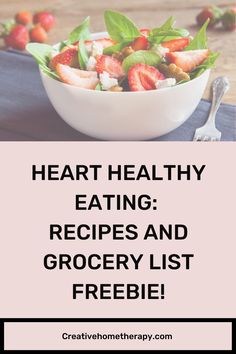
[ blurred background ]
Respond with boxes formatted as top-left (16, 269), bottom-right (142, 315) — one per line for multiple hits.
top-left (0, 0), bottom-right (235, 103)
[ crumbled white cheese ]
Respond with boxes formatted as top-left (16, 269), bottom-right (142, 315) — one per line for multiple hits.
top-left (152, 44), bottom-right (169, 58)
top-left (86, 56), bottom-right (97, 71)
top-left (91, 41), bottom-right (103, 56)
top-left (99, 71), bottom-right (118, 90)
top-left (155, 78), bottom-right (176, 89)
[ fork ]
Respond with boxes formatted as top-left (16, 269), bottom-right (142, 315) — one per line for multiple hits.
top-left (193, 76), bottom-right (230, 141)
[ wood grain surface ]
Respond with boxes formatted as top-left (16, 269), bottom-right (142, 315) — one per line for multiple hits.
top-left (0, 0), bottom-right (235, 103)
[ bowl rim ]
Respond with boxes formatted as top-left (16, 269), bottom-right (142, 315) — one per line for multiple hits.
top-left (40, 31), bottom-right (211, 95)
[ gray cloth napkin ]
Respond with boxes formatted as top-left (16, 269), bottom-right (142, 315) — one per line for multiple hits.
top-left (0, 50), bottom-right (235, 141)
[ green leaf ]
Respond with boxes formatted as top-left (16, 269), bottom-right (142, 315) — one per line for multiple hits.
top-left (149, 29), bottom-right (189, 44)
top-left (185, 19), bottom-right (209, 50)
top-left (68, 17), bottom-right (91, 44)
top-left (122, 50), bottom-right (161, 73)
top-left (211, 6), bottom-right (223, 20)
top-left (103, 40), bottom-right (133, 55)
top-left (26, 43), bottom-right (59, 80)
top-left (95, 83), bottom-right (102, 91)
top-left (0, 19), bottom-right (15, 35)
top-left (190, 51), bottom-right (220, 79)
top-left (26, 43), bottom-right (53, 66)
top-left (78, 40), bottom-right (89, 70)
top-left (149, 16), bottom-right (175, 37)
top-left (153, 29), bottom-right (189, 37)
top-left (177, 79), bottom-right (190, 85)
top-left (59, 40), bottom-right (68, 51)
top-left (39, 65), bottom-right (59, 80)
top-left (148, 17), bottom-right (189, 44)
top-left (104, 10), bottom-right (140, 42)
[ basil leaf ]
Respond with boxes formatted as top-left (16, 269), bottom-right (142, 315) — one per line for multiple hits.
top-left (154, 29), bottom-right (189, 37)
top-left (78, 40), bottom-right (89, 70)
top-left (185, 19), bottom-right (209, 50)
top-left (26, 43), bottom-right (53, 66)
top-left (148, 17), bottom-right (189, 44)
top-left (68, 16), bottom-right (91, 44)
top-left (190, 51), bottom-right (220, 79)
top-left (122, 50), bottom-right (161, 73)
top-left (150, 29), bottom-right (189, 44)
top-left (103, 39), bottom-right (134, 55)
top-left (104, 10), bottom-right (140, 42)
top-left (149, 16), bottom-right (175, 37)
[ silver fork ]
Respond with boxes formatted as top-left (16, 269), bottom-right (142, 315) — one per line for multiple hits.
top-left (193, 76), bottom-right (230, 141)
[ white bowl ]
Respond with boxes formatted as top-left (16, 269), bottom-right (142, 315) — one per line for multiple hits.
top-left (40, 32), bottom-right (210, 141)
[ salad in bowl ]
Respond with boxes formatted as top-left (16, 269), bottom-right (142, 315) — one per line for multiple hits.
top-left (27, 10), bottom-right (219, 93)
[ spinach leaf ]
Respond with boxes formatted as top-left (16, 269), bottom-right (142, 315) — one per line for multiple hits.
top-left (68, 17), bottom-right (91, 44)
top-left (26, 43), bottom-right (52, 66)
top-left (122, 50), bottom-right (161, 73)
top-left (78, 40), bottom-right (89, 70)
top-left (185, 19), bottom-right (209, 50)
top-left (26, 43), bottom-right (59, 80)
top-left (190, 51), bottom-right (220, 79)
top-left (104, 10), bottom-right (140, 42)
top-left (39, 65), bottom-right (60, 80)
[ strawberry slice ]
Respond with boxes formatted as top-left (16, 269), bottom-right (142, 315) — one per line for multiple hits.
top-left (140, 28), bottom-right (150, 37)
top-left (166, 49), bottom-right (209, 72)
top-left (161, 38), bottom-right (190, 52)
top-left (56, 64), bottom-right (99, 90)
top-left (128, 63), bottom-right (165, 91)
top-left (131, 36), bottom-right (149, 51)
top-left (96, 55), bottom-right (124, 79)
top-left (49, 48), bottom-right (78, 70)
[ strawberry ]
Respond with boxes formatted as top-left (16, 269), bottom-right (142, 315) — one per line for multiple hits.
top-left (128, 63), bottom-right (165, 91)
top-left (30, 25), bottom-right (48, 43)
top-left (15, 11), bottom-right (32, 25)
top-left (131, 36), bottom-right (149, 51)
top-left (221, 8), bottom-right (236, 31)
top-left (33, 11), bottom-right (55, 32)
top-left (56, 64), bottom-right (99, 89)
top-left (161, 38), bottom-right (190, 52)
top-left (49, 48), bottom-right (78, 71)
top-left (196, 6), bottom-right (223, 28)
top-left (3, 24), bottom-right (29, 50)
top-left (96, 55), bottom-right (124, 79)
top-left (166, 49), bottom-right (209, 72)
top-left (140, 28), bottom-right (150, 37)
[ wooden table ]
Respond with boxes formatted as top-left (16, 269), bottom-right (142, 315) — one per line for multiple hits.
top-left (1, 0), bottom-right (235, 103)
